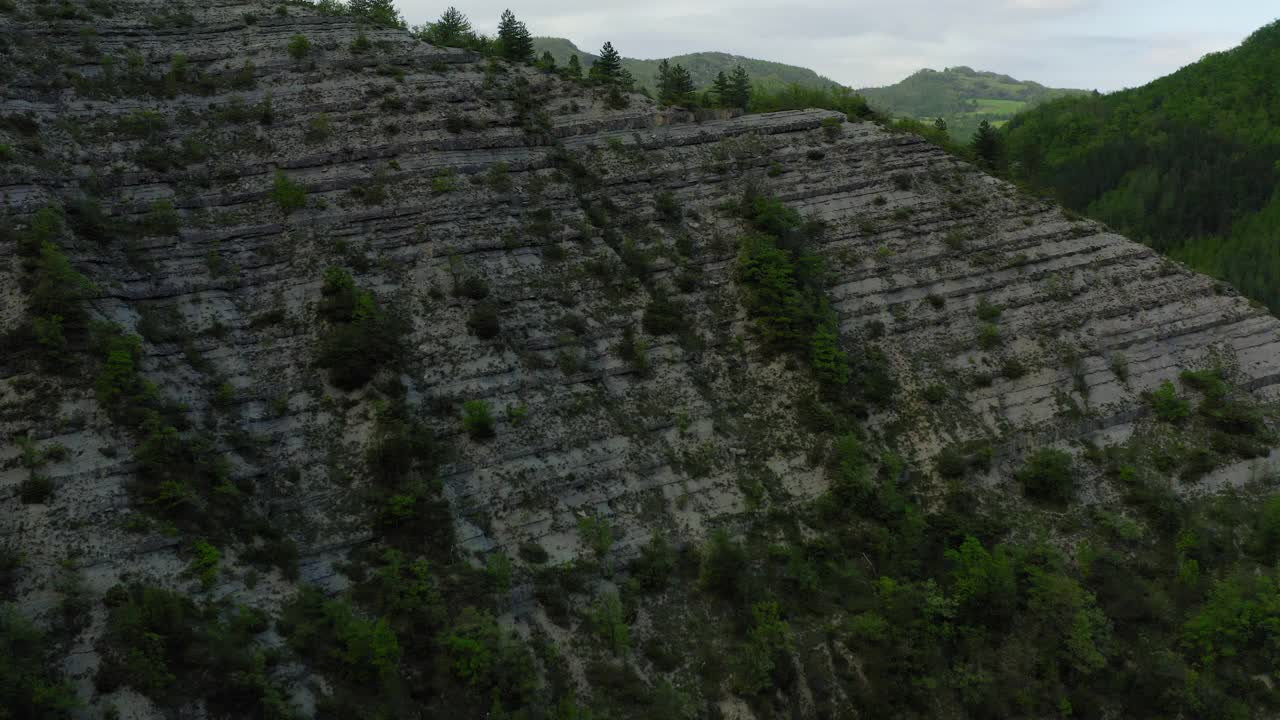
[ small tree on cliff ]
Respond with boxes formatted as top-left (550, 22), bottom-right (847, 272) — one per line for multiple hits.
top-left (590, 41), bottom-right (624, 85)
top-left (712, 71), bottom-right (730, 106)
top-left (726, 65), bottom-right (752, 109)
top-left (348, 0), bottom-right (404, 28)
top-left (497, 9), bottom-right (533, 63)
top-left (659, 63), bottom-right (695, 107)
top-left (425, 6), bottom-right (472, 46)
top-left (972, 120), bottom-right (1004, 171)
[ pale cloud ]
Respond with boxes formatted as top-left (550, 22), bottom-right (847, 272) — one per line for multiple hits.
top-left (395, 1), bottom-right (1276, 91)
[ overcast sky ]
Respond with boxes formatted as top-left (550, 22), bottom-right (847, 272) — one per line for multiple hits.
top-left (395, 1), bottom-right (1276, 91)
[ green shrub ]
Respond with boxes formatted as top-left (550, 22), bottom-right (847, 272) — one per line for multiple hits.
top-left (18, 475), bottom-right (54, 504)
top-left (350, 31), bottom-right (372, 55)
top-left (617, 326), bottom-right (650, 373)
top-left (186, 540), bottom-right (221, 588)
top-left (506, 405), bottom-right (528, 426)
top-left (736, 231), bottom-right (818, 352)
top-left (1109, 352), bottom-right (1130, 381)
top-left (1016, 448), bottom-right (1075, 503)
top-left (1257, 496), bottom-right (1280, 559)
top-left (1001, 356), bottom-right (1027, 379)
top-left (304, 114), bottom-right (332, 143)
top-left (936, 440), bottom-right (993, 478)
top-left (30, 241), bottom-right (93, 332)
top-left (462, 400), bottom-right (495, 439)
top-left (365, 403), bottom-right (437, 487)
top-left (810, 319), bottom-right (850, 388)
top-left (577, 515), bottom-right (613, 562)
top-left (98, 584), bottom-right (290, 715)
top-left (976, 297), bottom-right (1002, 322)
top-left (280, 587), bottom-right (401, 688)
top-left (439, 606), bottom-right (536, 706)
top-left (0, 606), bottom-right (78, 717)
top-left (977, 322), bottom-right (1002, 350)
top-left (316, 269), bottom-right (406, 389)
top-left (484, 162), bottom-right (512, 191)
top-left (270, 170), bottom-right (306, 213)
top-left (735, 601), bottom-right (793, 694)
top-left (467, 303), bottom-right (500, 339)
top-left (0, 545), bottom-right (22, 598)
top-left (518, 542), bottom-right (549, 564)
top-left (287, 35), bottom-right (312, 60)
top-left (93, 330), bottom-right (149, 412)
top-left (642, 295), bottom-right (686, 336)
top-left (1147, 381), bottom-right (1191, 423)
top-left (655, 190), bottom-right (682, 222)
top-left (144, 199), bottom-right (181, 235)
top-left (922, 384), bottom-right (948, 404)
top-left (630, 531), bottom-right (675, 592)
top-left (431, 171), bottom-right (457, 193)
top-left (591, 591), bottom-right (630, 655)
top-left (699, 529), bottom-right (747, 599)
top-left (453, 274), bottom-right (489, 300)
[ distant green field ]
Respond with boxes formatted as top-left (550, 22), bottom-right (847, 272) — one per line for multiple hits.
top-left (968, 98), bottom-right (1027, 114)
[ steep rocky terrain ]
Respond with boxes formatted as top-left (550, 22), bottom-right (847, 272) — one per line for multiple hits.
top-left (3, 2), bottom-right (1279, 718)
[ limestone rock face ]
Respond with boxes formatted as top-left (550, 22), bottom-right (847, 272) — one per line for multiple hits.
top-left (2, 0), bottom-right (1279, 714)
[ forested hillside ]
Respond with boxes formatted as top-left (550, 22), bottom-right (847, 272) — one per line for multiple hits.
top-left (1003, 20), bottom-right (1280, 312)
top-left (860, 66), bottom-right (1086, 141)
top-left (533, 36), bottom-right (840, 93)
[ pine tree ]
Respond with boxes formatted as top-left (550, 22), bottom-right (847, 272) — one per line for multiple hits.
top-left (666, 64), bottom-right (695, 107)
top-left (538, 50), bottom-right (557, 72)
top-left (712, 71), bottom-right (730, 107)
top-left (348, 0), bottom-right (404, 28)
top-left (656, 59), bottom-right (673, 104)
top-left (566, 54), bottom-right (582, 79)
top-left (617, 67), bottom-right (635, 92)
top-left (496, 9), bottom-right (533, 63)
top-left (727, 65), bottom-right (752, 109)
top-left (933, 117), bottom-right (948, 133)
top-left (590, 41), bottom-right (623, 85)
top-left (426, 6), bottom-right (472, 47)
top-left (605, 84), bottom-right (629, 110)
top-left (972, 120), bottom-right (1004, 170)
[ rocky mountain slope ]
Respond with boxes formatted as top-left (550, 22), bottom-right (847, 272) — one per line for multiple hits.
top-left (2, 1), bottom-right (1279, 718)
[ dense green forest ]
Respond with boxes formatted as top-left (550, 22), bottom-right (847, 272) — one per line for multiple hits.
top-left (860, 66), bottom-right (1085, 141)
top-left (1002, 20), bottom-right (1280, 312)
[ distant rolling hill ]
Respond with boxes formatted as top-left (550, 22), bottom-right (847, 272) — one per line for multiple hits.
top-left (532, 37), bottom-right (840, 94)
top-left (859, 66), bottom-right (1087, 141)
